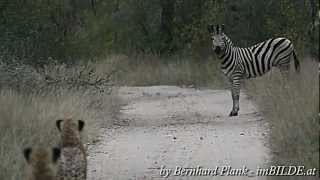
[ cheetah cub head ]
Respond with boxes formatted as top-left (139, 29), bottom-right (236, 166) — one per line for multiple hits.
top-left (56, 118), bottom-right (85, 147)
top-left (23, 147), bottom-right (61, 180)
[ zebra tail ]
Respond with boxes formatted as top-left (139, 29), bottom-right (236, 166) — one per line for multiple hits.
top-left (293, 50), bottom-right (300, 72)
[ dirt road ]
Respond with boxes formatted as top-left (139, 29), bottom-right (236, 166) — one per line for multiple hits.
top-left (88, 86), bottom-right (270, 180)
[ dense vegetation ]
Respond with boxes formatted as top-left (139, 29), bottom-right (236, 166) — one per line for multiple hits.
top-left (1, 0), bottom-right (318, 65)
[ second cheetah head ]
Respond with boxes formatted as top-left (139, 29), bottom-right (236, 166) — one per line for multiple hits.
top-left (23, 147), bottom-right (61, 180)
top-left (56, 118), bottom-right (85, 147)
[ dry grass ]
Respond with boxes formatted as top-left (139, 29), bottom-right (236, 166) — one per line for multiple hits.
top-left (0, 54), bottom-right (225, 179)
top-left (1, 54), bottom-right (318, 179)
top-left (245, 58), bottom-right (319, 172)
top-left (98, 54), bottom-right (226, 88)
top-left (0, 62), bottom-right (120, 180)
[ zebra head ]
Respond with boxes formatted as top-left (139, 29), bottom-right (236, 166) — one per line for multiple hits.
top-left (207, 24), bottom-right (226, 54)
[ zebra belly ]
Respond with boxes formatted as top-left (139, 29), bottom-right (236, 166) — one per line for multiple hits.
top-left (221, 68), bottom-right (234, 78)
top-left (244, 67), bottom-right (272, 79)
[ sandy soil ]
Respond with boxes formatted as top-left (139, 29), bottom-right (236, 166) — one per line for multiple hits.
top-left (88, 86), bottom-right (270, 180)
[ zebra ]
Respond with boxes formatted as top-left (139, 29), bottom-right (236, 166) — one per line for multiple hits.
top-left (207, 24), bottom-right (300, 116)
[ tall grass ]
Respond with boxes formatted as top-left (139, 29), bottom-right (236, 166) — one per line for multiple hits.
top-left (1, 54), bottom-right (317, 179)
top-left (99, 54), bottom-right (226, 88)
top-left (245, 59), bottom-right (319, 173)
top-left (0, 62), bottom-right (119, 180)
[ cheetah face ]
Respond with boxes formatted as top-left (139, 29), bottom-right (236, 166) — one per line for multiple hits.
top-left (23, 147), bottom-right (61, 180)
top-left (56, 119), bottom-right (85, 132)
top-left (23, 147), bottom-right (61, 164)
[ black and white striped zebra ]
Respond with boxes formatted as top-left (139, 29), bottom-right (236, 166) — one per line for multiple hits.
top-left (207, 24), bottom-right (300, 116)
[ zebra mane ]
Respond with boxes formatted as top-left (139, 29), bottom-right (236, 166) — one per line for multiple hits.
top-left (222, 33), bottom-right (234, 47)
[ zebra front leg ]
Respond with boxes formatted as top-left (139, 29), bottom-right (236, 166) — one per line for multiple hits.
top-left (229, 77), bottom-right (241, 116)
top-left (230, 94), bottom-right (239, 116)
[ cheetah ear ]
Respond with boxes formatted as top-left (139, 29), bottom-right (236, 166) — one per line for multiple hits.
top-left (56, 119), bottom-right (63, 131)
top-left (23, 147), bottom-right (32, 163)
top-left (52, 147), bottom-right (61, 163)
top-left (78, 120), bottom-right (85, 131)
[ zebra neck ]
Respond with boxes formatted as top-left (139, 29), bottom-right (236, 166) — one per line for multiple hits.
top-left (219, 43), bottom-right (233, 61)
top-left (219, 35), bottom-right (234, 59)
top-left (220, 47), bottom-right (233, 67)
top-left (219, 46), bottom-right (238, 77)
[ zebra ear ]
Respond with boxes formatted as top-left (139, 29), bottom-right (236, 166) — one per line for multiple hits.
top-left (221, 24), bottom-right (225, 32)
top-left (215, 25), bottom-right (219, 34)
top-left (207, 25), bottom-right (211, 33)
top-left (207, 24), bottom-right (214, 33)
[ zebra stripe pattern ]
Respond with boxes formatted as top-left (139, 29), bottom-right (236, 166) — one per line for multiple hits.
top-left (208, 24), bottom-right (300, 116)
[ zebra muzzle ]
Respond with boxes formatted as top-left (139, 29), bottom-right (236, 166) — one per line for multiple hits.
top-left (214, 46), bottom-right (221, 54)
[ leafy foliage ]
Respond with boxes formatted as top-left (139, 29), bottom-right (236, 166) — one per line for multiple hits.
top-left (0, 0), bottom-right (318, 64)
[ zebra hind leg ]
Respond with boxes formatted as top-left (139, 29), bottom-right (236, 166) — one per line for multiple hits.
top-left (278, 63), bottom-right (292, 89)
top-left (278, 63), bottom-right (290, 79)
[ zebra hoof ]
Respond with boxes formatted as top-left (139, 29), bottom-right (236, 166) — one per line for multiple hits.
top-left (229, 111), bottom-right (238, 116)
